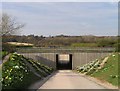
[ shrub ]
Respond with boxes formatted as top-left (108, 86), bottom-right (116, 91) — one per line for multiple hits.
top-left (2, 43), bottom-right (16, 53)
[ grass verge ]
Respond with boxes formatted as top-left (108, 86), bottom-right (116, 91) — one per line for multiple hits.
top-left (77, 53), bottom-right (119, 87)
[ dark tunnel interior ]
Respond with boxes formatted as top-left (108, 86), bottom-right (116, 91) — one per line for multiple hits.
top-left (56, 54), bottom-right (72, 70)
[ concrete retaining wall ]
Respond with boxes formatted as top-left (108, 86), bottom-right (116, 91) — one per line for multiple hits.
top-left (72, 52), bottom-right (110, 69)
top-left (20, 52), bottom-right (111, 70)
top-left (21, 53), bottom-right (56, 69)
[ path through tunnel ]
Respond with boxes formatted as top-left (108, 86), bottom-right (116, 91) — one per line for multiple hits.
top-left (56, 54), bottom-right (72, 70)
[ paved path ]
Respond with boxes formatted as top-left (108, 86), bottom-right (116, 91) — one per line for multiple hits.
top-left (39, 70), bottom-right (106, 89)
top-left (0, 60), bottom-right (2, 65)
top-left (2, 54), bottom-right (11, 64)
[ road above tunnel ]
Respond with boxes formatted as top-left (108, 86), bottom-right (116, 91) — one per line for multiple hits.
top-left (39, 70), bottom-right (106, 89)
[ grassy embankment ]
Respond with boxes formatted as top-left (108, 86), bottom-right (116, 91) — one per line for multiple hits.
top-left (1, 53), bottom-right (53, 89)
top-left (77, 53), bottom-right (119, 87)
top-left (1, 51), bottom-right (8, 59)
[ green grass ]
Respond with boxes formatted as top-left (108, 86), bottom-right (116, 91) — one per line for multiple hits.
top-left (71, 43), bottom-right (98, 47)
top-left (0, 66), bottom-right (1, 91)
top-left (91, 53), bottom-right (119, 86)
top-left (77, 52), bottom-right (119, 87)
top-left (1, 51), bottom-right (8, 59)
top-left (1, 53), bottom-right (53, 89)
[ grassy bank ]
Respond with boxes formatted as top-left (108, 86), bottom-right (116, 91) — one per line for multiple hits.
top-left (1, 53), bottom-right (53, 89)
top-left (1, 51), bottom-right (8, 59)
top-left (92, 53), bottom-right (119, 86)
top-left (77, 53), bottom-right (119, 87)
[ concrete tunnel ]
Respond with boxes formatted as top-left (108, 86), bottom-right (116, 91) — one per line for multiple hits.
top-left (20, 52), bottom-right (111, 70)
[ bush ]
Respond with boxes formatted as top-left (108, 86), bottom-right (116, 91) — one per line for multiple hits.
top-left (115, 43), bottom-right (120, 52)
top-left (2, 43), bottom-right (16, 53)
top-left (97, 39), bottom-right (116, 47)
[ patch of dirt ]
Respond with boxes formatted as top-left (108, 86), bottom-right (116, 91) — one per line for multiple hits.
top-left (2, 54), bottom-right (11, 64)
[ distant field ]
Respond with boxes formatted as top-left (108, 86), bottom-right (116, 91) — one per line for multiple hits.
top-left (71, 43), bottom-right (98, 47)
top-left (7, 42), bottom-right (34, 47)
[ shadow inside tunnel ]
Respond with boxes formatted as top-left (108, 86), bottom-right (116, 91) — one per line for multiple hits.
top-left (56, 54), bottom-right (72, 70)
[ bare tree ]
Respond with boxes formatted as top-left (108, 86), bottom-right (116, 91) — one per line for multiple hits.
top-left (0, 13), bottom-right (25, 36)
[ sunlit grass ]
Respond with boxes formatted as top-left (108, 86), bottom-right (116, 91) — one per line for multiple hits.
top-left (92, 53), bottom-right (119, 86)
top-left (77, 52), bottom-right (119, 87)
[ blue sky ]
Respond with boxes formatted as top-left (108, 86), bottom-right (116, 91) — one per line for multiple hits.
top-left (1, 2), bottom-right (118, 36)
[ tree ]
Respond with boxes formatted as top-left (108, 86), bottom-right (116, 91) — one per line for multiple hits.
top-left (0, 13), bottom-right (25, 36)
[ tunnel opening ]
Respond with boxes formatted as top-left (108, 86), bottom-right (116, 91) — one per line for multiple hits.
top-left (56, 54), bottom-right (72, 70)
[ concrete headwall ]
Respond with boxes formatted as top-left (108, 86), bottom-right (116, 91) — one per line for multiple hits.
top-left (20, 52), bottom-right (111, 70)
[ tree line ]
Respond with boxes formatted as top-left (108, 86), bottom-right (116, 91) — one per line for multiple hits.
top-left (1, 13), bottom-right (120, 52)
top-left (2, 35), bottom-right (119, 47)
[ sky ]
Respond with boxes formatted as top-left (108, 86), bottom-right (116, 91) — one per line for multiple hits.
top-left (1, 2), bottom-right (118, 36)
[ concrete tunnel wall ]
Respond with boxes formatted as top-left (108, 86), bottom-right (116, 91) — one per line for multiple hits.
top-left (20, 52), bottom-right (111, 70)
top-left (72, 52), bottom-right (111, 69)
top-left (20, 53), bottom-right (56, 69)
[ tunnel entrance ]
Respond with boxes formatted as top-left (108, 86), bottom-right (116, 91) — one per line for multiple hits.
top-left (56, 54), bottom-right (72, 70)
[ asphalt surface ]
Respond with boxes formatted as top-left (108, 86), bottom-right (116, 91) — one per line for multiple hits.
top-left (39, 70), bottom-right (106, 89)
